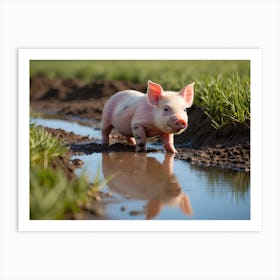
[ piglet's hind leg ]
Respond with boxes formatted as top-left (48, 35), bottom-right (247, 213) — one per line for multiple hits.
top-left (132, 123), bottom-right (147, 152)
top-left (101, 124), bottom-right (113, 145)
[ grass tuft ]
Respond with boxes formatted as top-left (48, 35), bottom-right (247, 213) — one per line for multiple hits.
top-left (196, 73), bottom-right (250, 129)
top-left (30, 123), bottom-right (67, 167)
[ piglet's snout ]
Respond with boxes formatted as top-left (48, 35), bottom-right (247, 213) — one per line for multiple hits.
top-left (174, 119), bottom-right (187, 129)
top-left (168, 117), bottom-right (188, 131)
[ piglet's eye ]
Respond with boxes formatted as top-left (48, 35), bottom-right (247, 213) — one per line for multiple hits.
top-left (163, 107), bottom-right (169, 112)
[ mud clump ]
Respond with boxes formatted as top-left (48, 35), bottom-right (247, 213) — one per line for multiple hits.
top-left (70, 142), bottom-right (158, 155)
top-left (50, 154), bottom-right (76, 180)
top-left (44, 127), bottom-right (92, 145)
top-left (176, 142), bottom-right (250, 172)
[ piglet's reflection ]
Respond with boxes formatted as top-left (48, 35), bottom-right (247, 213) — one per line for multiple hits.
top-left (102, 152), bottom-right (193, 219)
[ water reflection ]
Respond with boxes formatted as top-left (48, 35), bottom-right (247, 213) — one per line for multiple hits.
top-left (75, 152), bottom-right (250, 220)
top-left (102, 153), bottom-right (192, 219)
top-left (188, 164), bottom-right (250, 200)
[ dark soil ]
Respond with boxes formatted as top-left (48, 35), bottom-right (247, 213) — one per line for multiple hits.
top-left (44, 127), bottom-right (92, 145)
top-left (31, 76), bottom-right (250, 172)
top-left (50, 154), bottom-right (76, 180)
top-left (175, 104), bottom-right (250, 147)
top-left (176, 143), bottom-right (250, 172)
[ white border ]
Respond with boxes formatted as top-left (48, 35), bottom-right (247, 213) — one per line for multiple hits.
top-left (18, 48), bottom-right (262, 232)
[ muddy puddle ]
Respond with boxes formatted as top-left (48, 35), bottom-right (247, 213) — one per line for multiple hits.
top-left (32, 116), bottom-right (250, 220)
top-left (75, 152), bottom-right (250, 220)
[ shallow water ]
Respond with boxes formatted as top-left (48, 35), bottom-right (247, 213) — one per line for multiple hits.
top-left (75, 152), bottom-right (250, 220)
top-left (31, 117), bottom-right (100, 139)
top-left (32, 117), bottom-right (250, 220)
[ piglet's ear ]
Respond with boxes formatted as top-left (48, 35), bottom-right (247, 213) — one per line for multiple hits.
top-left (147, 80), bottom-right (163, 106)
top-left (180, 82), bottom-right (195, 108)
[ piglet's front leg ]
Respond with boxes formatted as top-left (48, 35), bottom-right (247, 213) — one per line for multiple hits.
top-left (161, 133), bottom-right (177, 153)
top-left (132, 123), bottom-right (147, 152)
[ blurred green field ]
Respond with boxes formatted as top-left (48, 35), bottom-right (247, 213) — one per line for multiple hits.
top-left (30, 60), bottom-right (250, 128)
top-left (30, 123), bottom-right (107, 219)
top-left (30, 60), bottom-right (249, 86)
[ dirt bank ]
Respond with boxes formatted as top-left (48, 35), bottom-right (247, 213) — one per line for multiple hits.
top-left (46, 127), bottom-right (249, 172)
top-left (31, 76), bottom-right (250, 172)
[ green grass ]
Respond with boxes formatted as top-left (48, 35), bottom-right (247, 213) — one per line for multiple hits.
top-left (30, 166), bottom-right (89, 219)
top-left (30, 60), bottom-right (249, 86)
top-left (195, 73), bottom-right (250, 128)
top-left (30, 60), bottom-right (250, 128)
top-left (30, 123), bottom-right (104, 219)
top-left (30, 124), bottom-right (66, 167)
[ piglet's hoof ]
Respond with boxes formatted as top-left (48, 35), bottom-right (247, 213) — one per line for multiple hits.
top-left (136, 143), bottom-right (146, 153)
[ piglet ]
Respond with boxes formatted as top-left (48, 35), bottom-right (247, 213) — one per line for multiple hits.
top-left (101, 80), bottom-right (194, 153)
